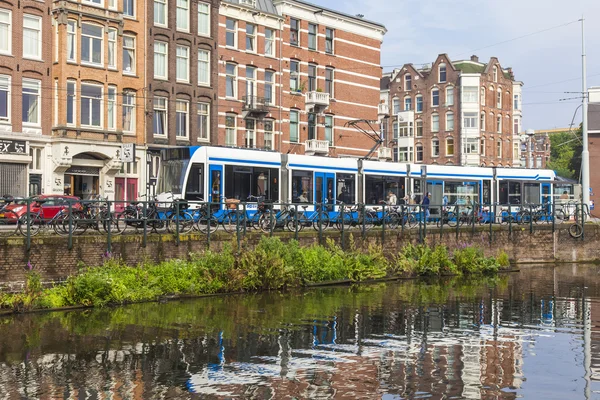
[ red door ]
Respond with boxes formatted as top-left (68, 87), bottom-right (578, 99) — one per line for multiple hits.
top-left (115, 178), bottom-right (138, 212)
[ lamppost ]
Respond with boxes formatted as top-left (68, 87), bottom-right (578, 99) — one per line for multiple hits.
top-left (520, 129), bottom-right (535, 168)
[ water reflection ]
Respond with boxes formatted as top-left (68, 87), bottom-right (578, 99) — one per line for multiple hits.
top-left (0, 265), bottom-right (600, 398)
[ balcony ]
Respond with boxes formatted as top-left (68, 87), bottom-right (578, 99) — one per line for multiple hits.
top-left (305, 91), bottom-right (330, 112)
top-left (377, 147), bottom-right (392, 160)
top-left (305, 139), bottom-right (330, 156)
top-left (378, 103), bottom-right (389, 117)
top-left (241, 96), bottom-right (271, 119)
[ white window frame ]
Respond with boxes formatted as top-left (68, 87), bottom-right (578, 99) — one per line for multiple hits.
top-left (431, 88), bottom-right (440, 107)
top-left (431, 113), bottom-right (439, 132)
top-left (497, 88), bottom-right (502, 108)
top-left (23, 14), bottom-right (41, 60)
top-left (154, 0), bottom-right (167, 27)
top-left (308, 23), bottom-right (317, 51)
top-left (463, 112), bottom-right (477, 129)
top-left (225, 113), bottom-right (237, 146)
top-left (264, 119), bottom-right (274, 150)
top-left (403, 96), bottom-right (411, 111)
top-left (481, 113), bottom-right (486, 131)
top-left (154, 41), bottom-right (168, 80)
top-left (67, 20), bottom-right (77, 62)
top-left (446, 137), bottom-right (454, 156)
top-left (432, 139), bottom-right (440, 157)
top-left (438, 63), bottom-right (446, 83)
top-left (246, 23), bottom-right (256, 52)
top-left (81, 23), bottom-right (103, 65)
top-left (497, 115), bottom-right (502, 133)
top-left (404, 74), bottom-right (411, 91)
top-left (176, 0), bottom-right (189, 32)
top-left (66, 80), bottom-right (76, 126)
top-left (0, 9), bottom-right (11, 55)
top-left (462, 86), bottom-right (478, 103)
top-left (415, 95), bottom-right (423, 112)
top-left (290, 18), bottom-right (299, 46)
top-left (0, 75), bottom-right (10, 123)
top-left (198, 2), bottom-right (210, 36)
top-left (416, 119), bottom-right (423, 137)
top-left (122, 35), bottom-right (136, 74)
top-left (198, 49), bottom-right (210, 86)
top-left (497, 140), bottom-right (502, 158)
top-left (225, 62), bottom-right (237, 98)
top-left (80, 83), bottom-right (102, 128)
top-left (416, 144), bottom-right (423, 162)
top-left (289, 110), bottom-right (299, 143)
top-left (197, 102), bottom-right (209, 141)
top-left (22, 79), bottom-right (40, 126)
top-left (445, 112), bottom-right (454, 131)
top-left (153, 96), bottom-right (167, 137)
top-left (123, 0), bottom-right (135, 18)
top-left (264, 70), bottom-right (275, 105)
top-left (83, 0), bottom-right (103, 7)
top-left (122, 91), bottom-right (135, 133)
top-left (245, 118), bottom-right (256, 148)
top-left (108, 28), bottom-right (117, 69)
top-left (481, 87), bottom-right (486, 106)
top-left (325, 27), bottom-right (334, 54)
top-left (265, 28), bottom-right (275, 57)
top-left (176, 100), bottom-right (189, 138)
top-left (107, 86), bottom-right (116, 130)
top-left (176, 45), bottom-right (189, 83)
top-left (445, 86), bottom-right (454, 106)
top-left (225, 18), bottom-right (236, 48)
top-left (325, 115), bottom-right (334, 146)
top-left (493, 66), bottom-right (498, 82)
top-left (108, 0), bottom-right (117, 10)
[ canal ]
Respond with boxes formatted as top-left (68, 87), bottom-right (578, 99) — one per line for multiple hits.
top-left (0, 265), bottom-right (599, 399)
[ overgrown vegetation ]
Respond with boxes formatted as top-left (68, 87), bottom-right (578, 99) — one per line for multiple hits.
top-left (0, 237), bottom-right (511, 312)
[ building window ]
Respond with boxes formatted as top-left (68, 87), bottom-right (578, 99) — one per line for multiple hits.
top-left (176, 45), bottom-right (189, 82)
top-left (246, 23), bottom-right (256, 52)
top-left (198, 49), bottom-right (210, 86)
top-left (122, 35), bottom-right (135, 74)
top-left (198, 2), bottom-right (210, 36)
top-left (226, 19), bottom-right (236, 47)
top-left (265, 28), bottom-right (275, 57)
top-left (446, 86), bottom-right (454, 106)
top-left (446, 112), bottom-right (454, 131)
top-left (446, 137), bottom-right (454, 156)
top-left (107, 86), bottom-right (116, 130)
top-left (432, 114), bottom-right (439, 132)
top-left (462, 86), bottom-right (478, 103)
top-left (265, 70), bottom-right (275, 105)
top-left (480, 112), bottom-right (486, 131)
top-left (80, 83), bottom-right (102, 128)
top-left (463, 112), bottom-right (477, 128)
top-left (154, 41), bottom-right (168, 79)
top-left (497, 115), bottom-right (502, 133)
top-left (432, 139), bottom-right (440, 156)
top-left (22, 79), bottom-right (40, 126)
top-left (392, 98), bottom-right (399, 115)
top-left (290, 110), bottom-right (299, 142)
top-left (513, 142), bottom-right (519, 160)
top-left (404, 96), bottom-right (412, 111)
top-left (226, 63), bottom-right (237, 98)
top-left (155, 0), bottom-right (167, 26)
top-left (308, 23), bottom-right (317, 50)
top-left (176, 0), bottom-right (189, 31)
top-left (23, 15), bottom-right (41, 59)
top-left (0, 9), bottom-right (11, 55)
top-left (123, 0), bottom-right (134, 17)
top-left (405, 74), bottom-right (411, 91)
top-left (480, 138), bottom-right (485, 156)
top-left (325, 115), bottom-right (333, 145)
top-left (122, 92), bottom-right (135, 133)
top-left (290, 18), bottom-right (299, 46)
top-left (392, 121), bottom-right (398, 139)
top-left (108, 28), bottom-right (117, 68)
top-left (439, 63), bottom-right (446, 83)
top-left (264, 120), bottom-right (273, 150)
top-left (481, 87), bottom-right (486, 106)
top-left (432, 89), bottom-right (439, 107)
top-left (497, 140), bottom-right (502, 158)
top-left (307, 112), bottom-right (316, 140)
top-left (0, 75), bottom-right (10, 122)
top-left (81, 23), bottom-right (103, 65)
top-left (416, 119), bottom-right (423, 137)
top-left (66, 81), bottom-right (75, 125)
top-left (290, 60), bottom-right (299, 91)
top-left (67, 20), bottom-right (76, 61)
top-left (496, 89), bottom-right (502, 108)
top-left (108, 0), bottom-right (117, 9)
top-left (416, 145), bottom-right (423, 162)
top-left (176, 100), bottom-right (189, 138)
top-left (153, 97), bottom-right (167, 136)
top-left (462, 138), bottom-right (478, 154)
top-left (514, 94), bottom-right (520, 110)
top-left (308, 63), bottom-right (317, 92)
top-left (225, 114), bottom-right (236, 146)
top-left (325, 28), bottom-right (333, 54)
top-left (416, 95), bottom-right (423, 112)
top-left (513, 117), bottom-right (520, 135)
top-left (493, 66), bottom-right (498, 82)
top-left (398, 147), bottom-right (412, 162)
top-left (245, 65), bottom-right (256, 99)
top-left (245, 119), bottom-right (256, 148)
top-left (197, 102), bottom-right (209, 141)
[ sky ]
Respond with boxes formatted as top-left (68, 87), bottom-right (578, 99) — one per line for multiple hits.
top-left (319, 0), bottom-right (600, 131)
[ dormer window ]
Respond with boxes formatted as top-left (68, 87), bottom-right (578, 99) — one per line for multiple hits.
top-left (493, 66), bottom-right (498, 82)
top-left (439, 63), bottom-right (446, 83)
top-left (404, 74), bottom-right (412, 91)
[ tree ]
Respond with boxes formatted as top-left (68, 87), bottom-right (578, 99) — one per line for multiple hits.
top-left (546, 126), bottom-right (582, 180)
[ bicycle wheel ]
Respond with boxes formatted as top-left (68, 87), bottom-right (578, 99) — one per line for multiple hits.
top-left (101, 212), bottom-right (124, 235)
top-left (386, 212), bottom-right (401, 229)
top-left (168, 212), bottom-right (194, 234)
top-left (405, 213), bottom-right (418, 228)
top-left (223, 212), bottom-right (245, 234)
top-left (52, 213), bottom-right (72, 236)
top-left (259, 213), bottom-right (275, 233)
top-left (335, 210), bottom-right (353, 231)
top-left (19, 214), bottom-right (43, 237)
top-left (197, 215), bottom-right (219, 234)
top-left (0, 216), bottom-right (18, 237)
top-left (287, 217), bottom-right (303, 232)
top-left (569, 223), bottom-right (583, 238)
top-left (554, 209), bottom-right (567, 223)
top-left (312, 212), bottom-right (330, 231)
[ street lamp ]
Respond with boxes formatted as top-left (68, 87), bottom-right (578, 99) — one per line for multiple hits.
top-left (525, 129), bottom-right (535, 168)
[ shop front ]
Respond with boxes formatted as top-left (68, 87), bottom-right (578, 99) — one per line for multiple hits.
top-left (63, 166), bottom-right (100, 199)
top-left (0, 139), bottom-right (30, 197)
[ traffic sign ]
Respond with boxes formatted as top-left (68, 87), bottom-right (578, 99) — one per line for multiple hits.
top-left (120, 143), bottom-right (136, 163)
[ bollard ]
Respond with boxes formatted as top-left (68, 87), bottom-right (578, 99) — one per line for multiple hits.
top-left (142, 201), bottom-right (148, 248)
top-left (68, 201), bottom-right (73, 250)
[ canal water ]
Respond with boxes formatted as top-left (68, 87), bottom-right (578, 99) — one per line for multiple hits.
top-left (0, 265), bottom-right (600, 399)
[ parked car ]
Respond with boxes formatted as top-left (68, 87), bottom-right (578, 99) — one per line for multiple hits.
top-left (0, 195), bottom-right (82, 221)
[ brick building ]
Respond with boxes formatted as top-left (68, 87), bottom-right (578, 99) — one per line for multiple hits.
top-left (0, 0), bottom-right (53, 196)
top-left (381, 54), bottom-right (521, 167)
top-left (519, 129), bottom-right (552, 169)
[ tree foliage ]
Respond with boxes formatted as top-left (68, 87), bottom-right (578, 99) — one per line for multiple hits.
top-left (546, 125), bottom-right (582, 180)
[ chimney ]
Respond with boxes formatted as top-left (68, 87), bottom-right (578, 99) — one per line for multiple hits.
top-left (470, 55), bottom-right (479, 62)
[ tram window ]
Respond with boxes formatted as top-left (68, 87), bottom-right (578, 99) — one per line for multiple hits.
top-left (291, 170), bottom-right (313, 203)
top-left (365, 175), bottom-right (404, 205)
top-left (337, 174), bottom-right (356, 204)
top-left (158, 159), bottom-right (189, 194)
top-left (413, 180), bottom-right (423, 204)
top-left (482, 180), bottom-right (491, 205)
top-left (524, 183), bottom-right (540, 205)
top-left (224, 165), bottom-right (278, 201)
top-left (444, 181), bottom-right (478, 205)
top-left (501, 181), bottom-right (522, 204)
top-left (184, 163), bottom-right (204, 201)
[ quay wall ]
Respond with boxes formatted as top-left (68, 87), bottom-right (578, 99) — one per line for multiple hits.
top-left (0, 225), bottom-right (599, 285)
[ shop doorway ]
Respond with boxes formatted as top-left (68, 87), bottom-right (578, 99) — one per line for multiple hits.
top-left (115, 178), bottom-right (138, 212)
top-left (64, 166), bottom-right (100, 199)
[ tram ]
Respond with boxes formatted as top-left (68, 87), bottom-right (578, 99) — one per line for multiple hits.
top-left (156, 146), bottom-right (562, 214)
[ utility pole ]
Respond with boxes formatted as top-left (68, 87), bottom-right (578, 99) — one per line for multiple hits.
top-left (581, 17), bottom-right (590, 207)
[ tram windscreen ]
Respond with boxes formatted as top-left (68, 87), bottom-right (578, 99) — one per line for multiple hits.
top-left (158, 159), bottom-right (189, 195)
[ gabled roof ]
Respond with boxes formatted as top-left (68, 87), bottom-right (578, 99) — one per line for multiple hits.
top-left (284, 0), bottom-right (386, 30)
top-left (380, 74), bottom-right (390, 91)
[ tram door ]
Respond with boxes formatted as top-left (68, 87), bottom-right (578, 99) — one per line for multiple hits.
top-left (427, 180), bottom-right (443, 218)
top-left (541, 183), bottom-right (551, 212)
top-left (315, 172), bottom-right (335, 210)
top-left (208, 165), bottom-right (223, 211)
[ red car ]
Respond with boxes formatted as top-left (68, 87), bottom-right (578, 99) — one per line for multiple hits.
top-left (0, 195), bottom-right (82, 221)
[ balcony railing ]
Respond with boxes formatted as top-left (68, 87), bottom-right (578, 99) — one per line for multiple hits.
top-left (305, 91), bottom-right (330, 108)
top-left (242, 96), bottom-right (271, 112)
top-left (377, 147), bottom-right (392, 160)
top-left (378, 103), bottom-right (389, 116)
top-left (305, 139), bottom-right (330, 155)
